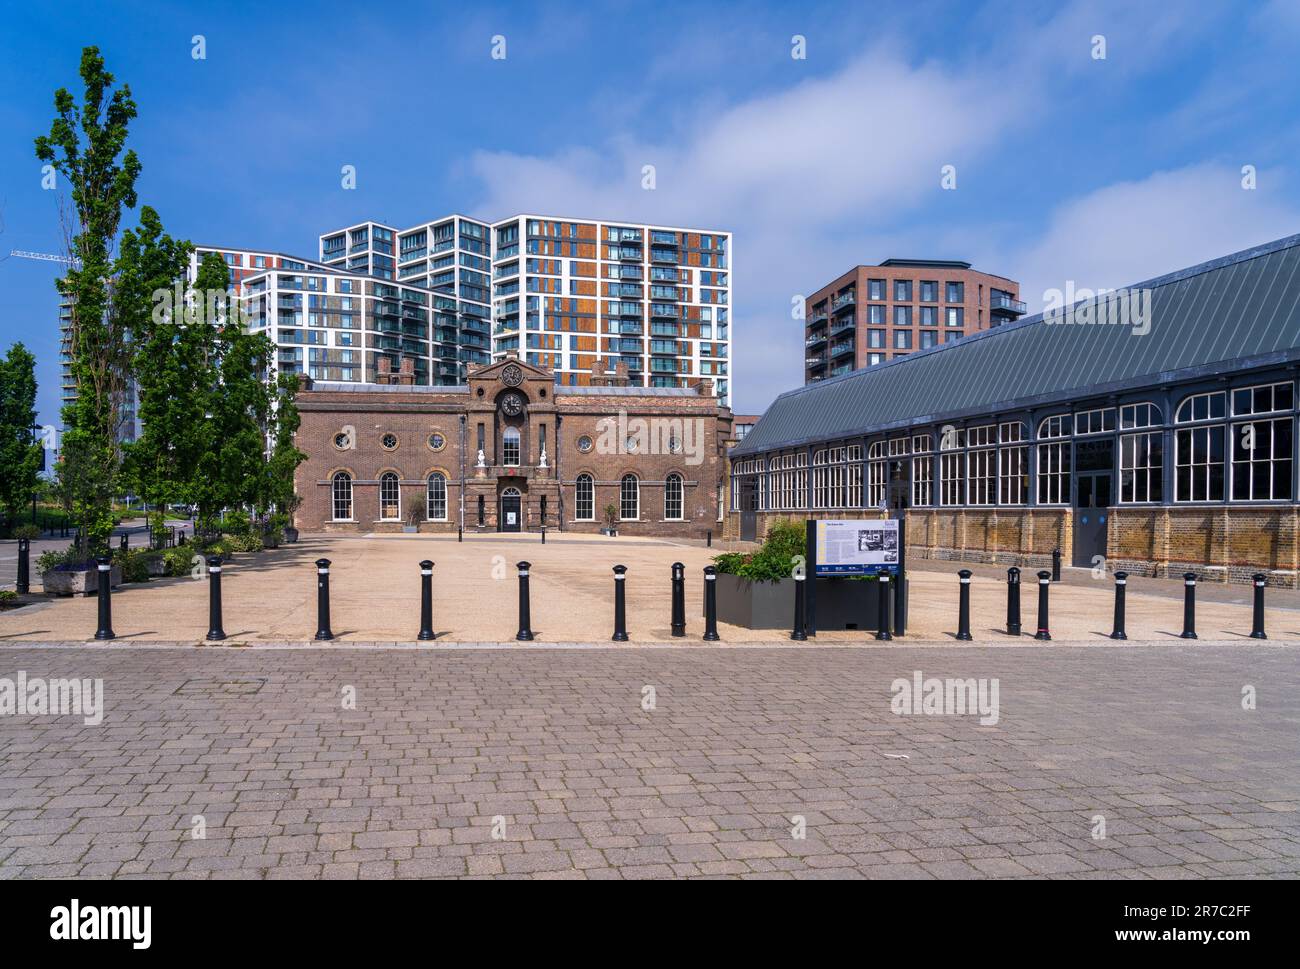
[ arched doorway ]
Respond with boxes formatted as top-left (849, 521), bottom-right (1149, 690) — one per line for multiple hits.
top-left (500, 487), bottom-right (522, 532)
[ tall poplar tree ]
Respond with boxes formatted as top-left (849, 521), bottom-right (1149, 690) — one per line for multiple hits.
top-left (35, 47), bottom-right (141, 553)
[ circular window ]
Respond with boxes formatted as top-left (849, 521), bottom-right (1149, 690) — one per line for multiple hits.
top-left (380, 433), bottom-right (398, 450)
top-left (625, 436), bottom-right (639, 454)
top-left (577, 435), bottom-right (594, 453)
top-left (428, 432), bottom-right (446, 452)
top-left (333, 431), bottom-right (351, 450)
top-left (668, 436), bottom-right (682, 454)
top-left (539, 387), bottom-right (547, 398)
top-left (476, 387), bottom-right (485, 397)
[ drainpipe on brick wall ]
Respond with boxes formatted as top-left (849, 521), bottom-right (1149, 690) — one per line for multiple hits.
top-left (459, 415), bottom-right (466, 534)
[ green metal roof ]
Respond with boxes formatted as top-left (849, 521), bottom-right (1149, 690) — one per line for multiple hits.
top-left (736, 233), bottom-right (1300, 456)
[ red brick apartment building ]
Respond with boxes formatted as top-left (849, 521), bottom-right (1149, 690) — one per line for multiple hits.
top-left (804, 259), bottom-right (1024, 383)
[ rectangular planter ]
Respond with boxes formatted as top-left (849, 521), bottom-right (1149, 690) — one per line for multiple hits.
top-left (41, 564), bottom-right (123, 597)
top-left (711, 573), bottom-right (885, 630)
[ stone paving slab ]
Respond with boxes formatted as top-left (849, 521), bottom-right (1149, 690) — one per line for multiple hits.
top-left (0, 643), bottom-right (1296, 879)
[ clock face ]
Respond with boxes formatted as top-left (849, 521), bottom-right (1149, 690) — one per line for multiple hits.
top-left (501, 363), bottom-right (524, 387)
top-left (501, 393), bottom-right (524, 416)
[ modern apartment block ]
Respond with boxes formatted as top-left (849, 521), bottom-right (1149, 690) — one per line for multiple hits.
top-left (804, 259), bottom-right (1023, 384)
top-left (488, 216), bottom-right (732, 405)
top-left (57, 217), bottom-right (733, 429)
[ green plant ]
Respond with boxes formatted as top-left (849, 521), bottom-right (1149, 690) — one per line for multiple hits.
top-left (13, 523), bottom-right (40, 541)
top-left (162, 544), bottom-right (199, 577)
top-left (113, 547), bottom-right (150, 583)
top-left (36, 546), bottom-right (78, 573)
top-left (223, 508), bottom-right (252, 537)
top-left (0, 589), bottom-right (18, 605)
top-left (712, 519), bottom-right (808, 582)
top-left (227, 532), bottom-right (263, 553)
top-left (604, 504), bottom-right (619, 527)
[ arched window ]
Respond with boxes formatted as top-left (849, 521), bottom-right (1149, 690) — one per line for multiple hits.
top-left (379, 471), bottom-right (401, 520)
top-left (426, 472), bottom-right (447, 521)
top-left (620, 474), bottom-right (639, 521)
top-left (332, 472), bottom-right (353, 521)
top-left (503, 427), bottom-right (520, 467)
top-left (664, 473), bottom-right (683, 520)
top-left (575, 473), bottom-right (595, 521)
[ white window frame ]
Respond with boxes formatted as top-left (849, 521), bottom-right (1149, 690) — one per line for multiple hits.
top-left (332, 472), bottom-right (353, 521)
top-left (379, 472), bottom-right (401, 521)
top-left (620, 474), bottom-right (640, 521)
top-left (576, 473), bottom-right (595, 521)
top-left (426, 472), bottom-right (448, 521)
top-left (664, 473), bottom-right (684, 520)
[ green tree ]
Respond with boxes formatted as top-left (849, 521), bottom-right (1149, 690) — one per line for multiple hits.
top-left (262, 371), bottom-right (307, 520)
top-left (187, 253), bottom-right (278, 533)
top-left (118, 207), bottom-right (197, 535)
top-left (0, 344), bottom-right (42, 533)
top-left (35, 47), bottom-right (141, 554)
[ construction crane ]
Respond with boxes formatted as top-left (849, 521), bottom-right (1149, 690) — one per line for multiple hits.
top-left (8, 249), bottom-right (80, 267)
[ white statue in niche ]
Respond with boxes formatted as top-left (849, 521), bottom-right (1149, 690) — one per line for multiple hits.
top-left (476, 448), bottom-right (486, 468)
top-left (539, 447), bottom-right (548, 469)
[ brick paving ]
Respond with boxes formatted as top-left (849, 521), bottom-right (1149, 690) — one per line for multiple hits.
top-left (1, 642), bottom-right (1297, 879)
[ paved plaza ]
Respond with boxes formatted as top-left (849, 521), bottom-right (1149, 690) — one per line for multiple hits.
top-left (0, 642), bottom-right (1296, 879)
top-left (2, 532), bottom-right (1299, 645)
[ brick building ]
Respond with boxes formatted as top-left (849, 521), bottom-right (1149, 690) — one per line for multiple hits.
top-left (804, 259), bottom-right (1024, 383)
top-left (736, 234), bottom-right (1300, 585)
top-left (293, 354), bottom-right (731, 535)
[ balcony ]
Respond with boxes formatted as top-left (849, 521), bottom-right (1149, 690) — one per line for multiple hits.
top-left (831, 318), bottom-right (855, 334)
top-left (649, 248), bottom-right (678, 264)
top-left (649, 303), bottom-right (679, 318)
top-left (613, 246), bottom-right (642, 261)
top-left (809, 311), bottom-right (829, 326)
top-left (831, 341), bottom-right (855, 358)
top-left (806, 331), bottom-right (827, 348)
top-left (990, 293), bottom-right (1027, 316)
top-left (805, 354), bottom-right (825, 368)
top-left (832, 292), bottom-right (856, 312)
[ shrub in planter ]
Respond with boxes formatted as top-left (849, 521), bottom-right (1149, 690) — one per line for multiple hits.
top-left (227, 532), bottom-right (263, 553)
top-left (113, 548), bottom-right (152, 584)
top-left (162, 544), bottom-right (200, 577)
top-left (0, 589), bottom-right (18, 608)
top-left (13, 524), bottom-right (40, 541)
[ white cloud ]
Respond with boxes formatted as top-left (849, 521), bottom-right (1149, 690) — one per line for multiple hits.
top-left (1009, 164), bottom-right (1300, 312)
top-left (467, 46), bottom-right (1033, 412)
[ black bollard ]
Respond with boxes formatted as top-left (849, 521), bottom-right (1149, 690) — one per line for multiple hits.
top-left (541, 527), bottom-right (546, 545)
top-left (876, 574), bottom-right (892, 641)
top-left (1051, 547), bottom-right (1061, 582)
top-left (516, 561), bottom-right (534, 641)
top-left (93, 556), bottom-right (115, 641)
top-left (458, 526), bottom-right (463, 543)
top-left (1180, 572), bottom-right (1198, 639)
top-left (314, 558), bottom-right (333, 641)
top-left (119, 533), bottom-right (128, 552)
top-left (1109, 570), bottom-right (1128, 640)
top-left (16, 537), bottom-right (29, 596)
top-left (706, 529), bottom-right (712, 548)
top-left (702, 565), bottom-right (720, 641)
top-left (206, 555), bottom-right (226, 641)
top-left (670, 562), bottom-right (686, 637)
top-left (791, 570), bottom-right (807, 641)
top-left (612, 564), bottom-right (628, 641)
top-left (1006, 567), bottom-right (1021, 636)
top-left (1034, 570), bottom-right (1052, 641)
top-left (1250, 573), bottom-right (1267, 640)
top-left (955, 569), bottom-right (973, 640)
top-left (418, 559), bottom-right (435, 641)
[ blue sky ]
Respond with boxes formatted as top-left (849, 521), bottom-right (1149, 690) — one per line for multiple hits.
top-left (3, 0), bottom-right (1300, 427)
